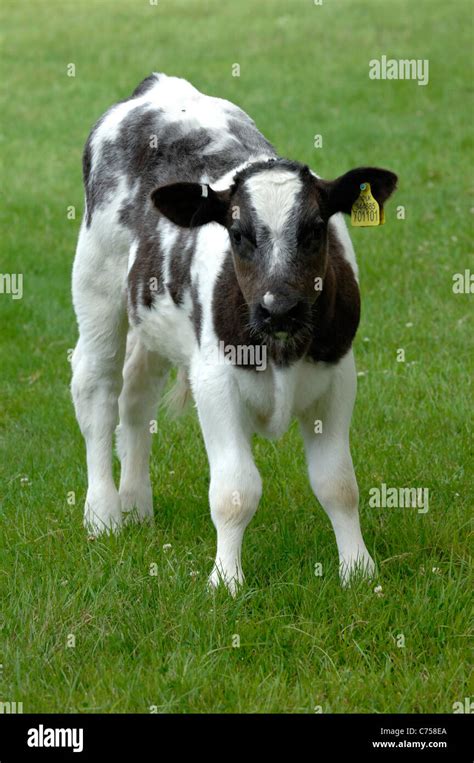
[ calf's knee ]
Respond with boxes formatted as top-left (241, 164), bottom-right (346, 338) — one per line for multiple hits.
top-left (210, 467), bottom-right (262, 529)
top-left (310, 472), bottom-right (359, 513)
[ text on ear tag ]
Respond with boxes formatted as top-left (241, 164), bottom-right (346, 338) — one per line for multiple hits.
top-left (351, 182), bottom-right (380, 227)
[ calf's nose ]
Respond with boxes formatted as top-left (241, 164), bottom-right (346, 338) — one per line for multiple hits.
top-left (258, 292), bottom-right (303, 328)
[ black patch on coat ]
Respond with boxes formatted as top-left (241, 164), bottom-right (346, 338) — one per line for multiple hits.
top-left (226, 115), bottom-right (275, 158)
top-left (166, 230), bottom-right (196, 306)
top-left (128, 234), bottom-right (165, 319)
top-left (128, 226), bottom-right (198, 326)
top-left (131, 73), bottom-right (160, 97)
top-left (191, 282), bottom-right (202, 344)
top-left (82, 112), bottom-right (111, 226)
top-left (212, 250), bottom-right (261, 366)
top-left (85, 138), bottom-right (122, 226)
top-left (307, 226), bottom-right (360, 363)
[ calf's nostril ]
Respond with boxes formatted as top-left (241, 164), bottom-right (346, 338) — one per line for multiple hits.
top-left (258, 303), bottom-right (272, 321)
top-left (286, 300), bottom-right (303, 320)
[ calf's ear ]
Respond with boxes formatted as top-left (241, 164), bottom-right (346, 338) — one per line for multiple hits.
top-left (317, 167), bottom-right (398, 219)
top-left (151, 183), bottom-right (231, 228)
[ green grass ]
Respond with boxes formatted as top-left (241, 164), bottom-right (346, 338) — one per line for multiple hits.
top-left (0, 0), bottom-right (472, 713)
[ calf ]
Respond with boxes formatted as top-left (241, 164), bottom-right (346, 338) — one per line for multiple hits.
top-left (71, 73), bottom-right (397, 593)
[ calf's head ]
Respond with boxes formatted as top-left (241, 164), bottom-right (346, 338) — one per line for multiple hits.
top-left (152, 160), bottom-right (397, 354)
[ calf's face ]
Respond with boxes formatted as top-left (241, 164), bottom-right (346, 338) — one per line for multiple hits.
top-left (152, 161), bottom-right (397, 352)
top-left (225, 164), bottom-right (327, 353)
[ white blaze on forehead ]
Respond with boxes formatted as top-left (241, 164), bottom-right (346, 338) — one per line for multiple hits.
top-left (245, 169), bottom-right (302, 271)
top-left (245, 169), bottom-right (302, 234)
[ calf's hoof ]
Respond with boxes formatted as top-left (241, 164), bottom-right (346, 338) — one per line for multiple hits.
top-left (208, 564), bottom-right (244, 597)
top-left (339, 550), bottom-right (375, 587)
top-left (120, 484), bottom-right (154, 526)
top-left (83, 490), bottom-right (123, 537)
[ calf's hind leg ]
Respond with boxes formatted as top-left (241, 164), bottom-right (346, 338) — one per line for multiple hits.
top-left (71, 229), bottom-right (128, 535)
top-left (116, 332), bottom-right (169, 523)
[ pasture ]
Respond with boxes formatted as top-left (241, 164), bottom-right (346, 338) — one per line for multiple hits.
top-left (0, 0), bottom-right (472, 712)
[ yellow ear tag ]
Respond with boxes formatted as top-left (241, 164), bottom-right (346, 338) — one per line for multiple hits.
top-left (351, 182), bottom-right (380, 227)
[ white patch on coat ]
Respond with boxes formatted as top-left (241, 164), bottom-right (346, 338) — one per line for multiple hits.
top-left (329, 213), bottom-right (359, 280)
top-left (210, 155), bottom-right (274, 192)
top-left (191, 223), bottom-right (230, 352)
top-left (149, 73), bottom-right (232, 132)
top-left (127, 240), bottom-right (139, 274)
top-left (159, 217), bottom-right (180, 284)
top-left (136, 291), bottom-right (195, 367)
top-left (235, 357), bottom-right (333, 440)
top-left (74, 175), bottom-right (133, 305)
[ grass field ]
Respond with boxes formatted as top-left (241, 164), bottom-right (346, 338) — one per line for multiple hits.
top-left (0, 0), bottom-right (472, 713)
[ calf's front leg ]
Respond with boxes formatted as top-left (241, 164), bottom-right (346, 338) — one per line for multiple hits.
top-left (299, 352), bottom-right (375, 585)
top-left (193, 365), bottom-right (262, 595)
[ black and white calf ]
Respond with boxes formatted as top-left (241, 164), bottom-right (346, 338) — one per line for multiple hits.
top-left (71, 73), bottom-right (397, 593)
